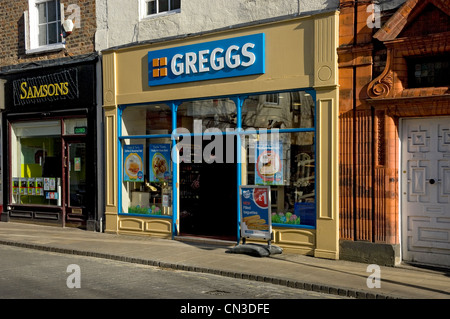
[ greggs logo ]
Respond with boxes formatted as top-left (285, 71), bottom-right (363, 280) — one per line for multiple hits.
top-left (148, 33), bottom-right (265, 86)
top-left (13, 69), bottom-right (79, 106)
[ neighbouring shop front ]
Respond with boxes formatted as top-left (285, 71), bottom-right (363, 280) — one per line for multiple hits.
top-left (1, 56), bottom-right (103, 231)
top-left (103, 13), bottom-right (339, 258)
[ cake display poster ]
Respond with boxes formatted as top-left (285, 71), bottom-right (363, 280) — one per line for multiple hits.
top-left (149, 144), bottom-right (171, 182)
top-left (255, 142), bottom-right (283, 185)
top-left (124, 144), bottom-right (144, 182)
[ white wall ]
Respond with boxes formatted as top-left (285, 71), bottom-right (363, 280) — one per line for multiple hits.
top-left (95, 0), bottom-right (339, 51)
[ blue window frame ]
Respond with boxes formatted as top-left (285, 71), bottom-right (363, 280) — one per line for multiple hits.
top-left (117, 89), bottom-right (317, 240)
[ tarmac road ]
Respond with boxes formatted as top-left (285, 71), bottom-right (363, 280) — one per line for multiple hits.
top-left (0, 244), bottom-right (349, 300)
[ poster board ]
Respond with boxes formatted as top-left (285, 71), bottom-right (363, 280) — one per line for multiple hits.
top-left (149, 144), bottom-right (171, 182)
top-left (255, 142), bottom-right (283, 185)
top-left (123, 144), bottom-right (144, 182)
top-left (239, 185), bottom-right (272, 241)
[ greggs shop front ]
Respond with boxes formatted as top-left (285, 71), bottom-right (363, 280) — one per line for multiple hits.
top-left (102, 12), bottom-right (339, 258)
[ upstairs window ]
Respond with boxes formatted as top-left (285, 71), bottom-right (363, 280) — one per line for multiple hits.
top-left (37, 0), bottom-right (62, 46)
top-left (407, 54), bottom-right (450, 88)
top-left (142, 0), bottom-right (181, 18)
top-left (25, 0), bottom-right (64, 54)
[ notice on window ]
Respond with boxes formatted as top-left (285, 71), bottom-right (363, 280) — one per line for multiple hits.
top-left (35, 178), bottom-right (44, 196)
top-left (27, 178), bottom-right (36, 196)
top-left (43, 177), bottom-right (56, 191)
top-left (12, 178), bottom-right (19, 195)
top-left (124, 144), bottom-right (144, 182)
top-left (255, 143), bottom-right (283, 185)
top-left (74, 157), bottom-right (81, 172)
top-left (149, 144), bottom-right (171, 183)
top-left (240, 186), bottom-right (272, 240)
top-left (20, 179), bottom-right (27, 195)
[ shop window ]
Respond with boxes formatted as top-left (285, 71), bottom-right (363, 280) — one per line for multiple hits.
top-left (25, 0), bottom-right (64, 54)
top-left (64, 118), bottom-right (87, 135)
top-left (407, 54), bottom-right (450, 88)
top-left (242, 91), bottom-right (315, 130)
top-left (243, 131), bottom-right (315, 227)
top-left (178, 98), bottom-right (237, 132)
top-left (121, 103), bottom-right (173, 217)
top-left (121, 139), bottom-right (173, 216)
top-left (242, 91), bottom-right (316, 227)
top-left (122, 103), bottom-right (172, 136)
top-left (141, 0), bottom-right (181, 18)
top-left (10, 121), bottom-right (62, 207)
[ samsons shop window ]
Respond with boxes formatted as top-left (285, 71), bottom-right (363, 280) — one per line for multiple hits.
top-left (10, 121), bottom-right (62, 206)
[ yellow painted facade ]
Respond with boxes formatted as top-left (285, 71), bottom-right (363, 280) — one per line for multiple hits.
top-left (102, 12), bottom-right (339, 259)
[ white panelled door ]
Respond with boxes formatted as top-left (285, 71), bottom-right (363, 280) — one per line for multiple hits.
top-left (401, 117), bottom-right (450, 268)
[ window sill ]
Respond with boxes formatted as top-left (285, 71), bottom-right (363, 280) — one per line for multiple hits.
top-left (140, 9), bottom-right (180, 21)
top-left (25, 43), bottom-right (65, 55)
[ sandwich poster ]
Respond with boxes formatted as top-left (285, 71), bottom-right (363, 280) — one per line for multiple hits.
top-left (149, 144), bottom-right (171, 182)
top-left (255, 142), bottom-right (283, 185)
top-left (124, 144), bottom-right (144, 182)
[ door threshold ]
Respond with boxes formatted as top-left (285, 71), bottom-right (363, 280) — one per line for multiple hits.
top-left (174, 235), bottom-right (237, 247)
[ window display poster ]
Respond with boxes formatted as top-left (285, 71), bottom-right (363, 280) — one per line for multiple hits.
top-left (12, 178), bottom-right (19, 195)
top-left (46, 192), bottom-right (58, 200)
top-left (74, 157), bottom-right (81, 172)
top-left (149, 144), bottom-right (171, 182)
top-left (27, 178), bottom-right (36, 196)
top-left (35, 178), bottom-right (44, 196)
top-left (255, 142), bottom-right (283, 185)
top-left (124, 144), bottom-right (144, 182)
top-left (20, 179), bottom-right (27, 195)
top-left (240, 186), bottom-right (272, 240)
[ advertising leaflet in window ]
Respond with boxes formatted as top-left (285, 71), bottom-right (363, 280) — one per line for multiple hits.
top-left (255, 142), bottom-right (283, 185)
top-left (149, 144), bottom-right (171, 183)
top-left (124, 145), bottom-right (144, 182)
top-left (240, 186), bottom-right (271, 240)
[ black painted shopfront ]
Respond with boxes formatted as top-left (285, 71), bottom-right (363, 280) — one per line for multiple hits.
top-left (0, 56), bottom-right (102, 230)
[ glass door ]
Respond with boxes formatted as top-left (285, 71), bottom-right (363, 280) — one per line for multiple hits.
top-left (64, 139), bottom-right (87, 222)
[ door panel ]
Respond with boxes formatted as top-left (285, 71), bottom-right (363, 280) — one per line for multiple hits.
top-left (65, 140), bottom-right (87, 222)
top-left (402, 118), bottom-right (450, 268)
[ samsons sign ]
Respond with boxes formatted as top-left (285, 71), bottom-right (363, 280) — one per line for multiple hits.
top-left (148, 33), bottom-right (265, 86)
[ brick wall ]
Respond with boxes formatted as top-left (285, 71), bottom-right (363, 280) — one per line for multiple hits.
top-left (0, 0), bottom-right (96, 68)
top-left (338, 0), bottom-right (378, 242)
top-left (338, 0), bottom-right (450, 248)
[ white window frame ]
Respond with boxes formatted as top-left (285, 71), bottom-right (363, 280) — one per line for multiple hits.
top-left (140, 0), bottom-right (181, 20)
top-left (265, 94), bottom-right (280, 106)
top-left (24, 0), bottom-right (65, 55)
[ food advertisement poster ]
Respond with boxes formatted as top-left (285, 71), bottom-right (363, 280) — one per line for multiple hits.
top-left (255, 142), bottom-right (283, 185)
top-left (149, 144), bottom-right (171, 182)
top-left (240, 186), bottom-right (272, 240)
top-left (124, 144), bottom-right (144, 182)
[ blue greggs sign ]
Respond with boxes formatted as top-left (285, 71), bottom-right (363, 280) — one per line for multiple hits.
top-left (148, 33), bottom-right (265, 86)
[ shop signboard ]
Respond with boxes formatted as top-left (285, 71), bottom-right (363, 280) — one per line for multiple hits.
top-left (239, 186), bottom-right (271, 240)
top-left (148, 33), bottom-right (265, 86)
top-left (255, 142), bottom-right (283, 185)
top-left (12, 68), bottom-right (79, 106)
top-left (149, 144), bottom-right (171, 182)
top-left (124, 144), bottom-right (144, 182)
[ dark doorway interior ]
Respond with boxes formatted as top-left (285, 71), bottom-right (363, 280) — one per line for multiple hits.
top-left (179, 138), bottom-right (237, 241)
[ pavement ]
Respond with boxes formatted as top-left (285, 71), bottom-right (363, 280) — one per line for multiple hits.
top-left (0, 221), bottom-right (449, 299)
